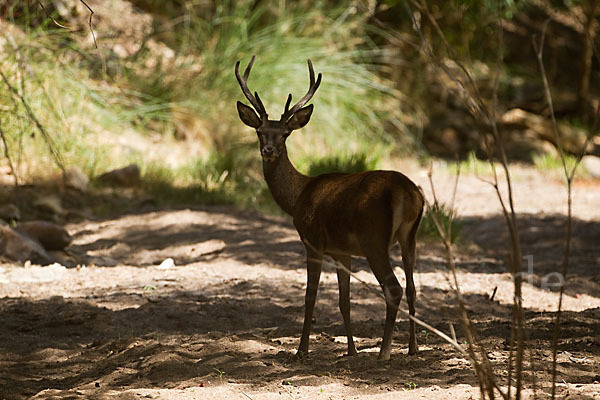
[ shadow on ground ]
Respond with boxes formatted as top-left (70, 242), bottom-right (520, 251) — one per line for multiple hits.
top-left (69, 207), bottom-right (600, 296)
top-left (1, 205), bottom-right (600, 399)
top-left (1, 279), bottom-right (600, 399)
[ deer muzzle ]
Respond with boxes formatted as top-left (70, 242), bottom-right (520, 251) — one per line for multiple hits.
top-left (261, 145), bottom-right (278, 161)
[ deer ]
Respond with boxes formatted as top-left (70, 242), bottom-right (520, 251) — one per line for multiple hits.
top-left (235, 56), bottom-right (424, 361)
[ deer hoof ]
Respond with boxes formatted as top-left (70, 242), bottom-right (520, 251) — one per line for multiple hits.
top-left (408, 341), bottom-right (419, 355)
top-left (295, 349), bottom-right (308, 359)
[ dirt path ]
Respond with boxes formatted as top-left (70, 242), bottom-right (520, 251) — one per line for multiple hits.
top-left (1, 167), bottom-right (599, 399)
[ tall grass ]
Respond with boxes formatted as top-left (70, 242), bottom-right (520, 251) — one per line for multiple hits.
top-left (119, 1), bottom-right (416, 210)
top-left (533, 152), bottom-right (587, 179)
top-left (418, 203), bottom-right (462, 243)
top-left (126, 1), bottom-right (411, 155)
top-left (0, 1), bottom-right (415, 212)
top-left (307, 151), bottom-right (380, 176)
top-left (0, 33), bottom-right (128, 180)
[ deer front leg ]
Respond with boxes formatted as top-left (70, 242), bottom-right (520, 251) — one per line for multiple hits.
top-left (334, 255), bottom-right (358, 356)
top-left (297, 247), bottom-right (322, 358)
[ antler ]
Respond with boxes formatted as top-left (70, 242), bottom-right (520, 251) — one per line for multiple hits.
top-left (280, 59), bottom-right (322, 121)
top-left (235, 55), bottom-right (267, 118)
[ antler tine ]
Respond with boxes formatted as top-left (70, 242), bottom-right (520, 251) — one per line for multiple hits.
top-left (235, 55), bottom-right (267, 118)
top-left (243, 55), bottom-right (256, 80)
top-left (283, 93), bottom-right (292, 115)
top-left (281, 59), bottom-right (322, 121)
top-left (255, 91), bottom-right (266, 116)
top-left (307, 59), bottom-right (315, 86)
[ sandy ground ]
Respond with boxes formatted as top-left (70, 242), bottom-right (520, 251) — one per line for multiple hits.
top-left (0, 166), bottom-right (599, 400)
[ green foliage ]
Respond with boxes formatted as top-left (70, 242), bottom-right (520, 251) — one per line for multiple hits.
top-left (125, 0), bottom-right (411, 156)
top-left (448, 152), bottom-right (493, 176)
top-left (419, 202), bottom-right (462, 243)
top-left (533, 152), bottom-right (572, 171)
top-left (138, 161), bottom-right (233, 206)
top-left (532, 152), bottom-right (587, 179)
top-left (0, 0), bottom-right (430, 217)
top-left (307, 152), bottom-right (379, 176)
top-left (0, 40), bottom-right (131, 180)
top-left (189, 150), bottom-right (241, 191)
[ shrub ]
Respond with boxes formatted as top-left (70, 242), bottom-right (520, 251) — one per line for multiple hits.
top-left (418, 202), bottom-right (462, 243)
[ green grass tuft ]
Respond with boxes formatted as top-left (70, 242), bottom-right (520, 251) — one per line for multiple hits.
top-left (447, 152), bottom-right (493, 176)
top-left (307, 152), bottom-right (379, 176)
top-left (532, 152), bottom-right (585, 177)
top-left (0, 1), bottom-right (419, 214)
top-left (418, 203), bottom-right (462, 243)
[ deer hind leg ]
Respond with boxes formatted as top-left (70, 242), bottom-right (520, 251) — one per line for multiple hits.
top-left (297, 246), bottom-right (323, 358)
top-left (365, 247), bottom-right (402, 361)
top-left (399, 218), bottom-right (421, 355)
top-left (333, 255), bottom-right (357, 356)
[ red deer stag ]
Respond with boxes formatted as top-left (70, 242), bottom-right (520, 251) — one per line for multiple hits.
top-left (235, 56), bottom-right (424, 360)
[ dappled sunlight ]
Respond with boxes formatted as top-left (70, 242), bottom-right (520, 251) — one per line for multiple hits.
top-left (68, 207), bottom-right (302, 268)
top-left (2, 265), bottom-right (599, 398)
top-left (1, 206), bottom-right (599, 398)
top-left (1, 0), bottom-right (599, 398)
top-left (415, 271), bottom-right (600, 312)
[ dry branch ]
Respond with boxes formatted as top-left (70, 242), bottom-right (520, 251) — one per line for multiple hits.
top-left (304, 247), bottom-right (467, 356)
top-left (404, 1), bottom-right (529, 398)
top-left (425, 163), bottom-right (505, 400)
top-left (0, 123), bottom-right (19, 194)
top-left (0, 68), bottom-right (65, 173)
top-left (532, 19), bottom-right (600, 399)
top-left (37, 0), bottom-right (97, 48)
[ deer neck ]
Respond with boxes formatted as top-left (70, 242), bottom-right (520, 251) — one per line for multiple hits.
top-left (262, 148), bottom-right (312, 215)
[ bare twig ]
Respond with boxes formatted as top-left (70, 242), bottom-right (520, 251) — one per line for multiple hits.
top-left (37, 0), bottom-right (97, 48)
top-left (241, 390), bottom-right (255, 400)
top-left (281, 381), bottom-right (295, 400)
top-left (0, 123), bottom-right (19, 195)
top-left (426, 163), bottom-right (505, 400)
top-left (490, 287), bottom-right (498, 302)
top-left (306, 252), bottom-right (466, 355)
top-left (405, 1), bottom-right (528, 398)
top-left (532, 20), bottom-right (599, 400)
top-left (449, 322), bottom-right (457, 344)
top-left (79, 0), bottom-right (97, 48)
top-left (37, 1), bottom-right (71, 29)
top-left (0, 69), bottom-right (65, 173)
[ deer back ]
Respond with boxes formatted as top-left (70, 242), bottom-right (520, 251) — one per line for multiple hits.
top-left (292, 170), bottom-right (423, 256)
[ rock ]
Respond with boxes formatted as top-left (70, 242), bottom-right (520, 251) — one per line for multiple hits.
top-left (503, 128), bottom-right (560, 161)
top-left (439, 128), bottom-right (461, 154)
top-left (63, 166), bottom-right (89, 191)
top-left (582, 155), bottom-right (600, 179)
top-left (15, 221), bottom-right (72, 251)
top-left (0, 225), bottom-right (53, 265)
top-left (0, 204), bottom-right (20, 222)
top-left (501, 108), bottom-right (590, 154)
top-left (157, 257), bottom-right (175, 269)
top-left (97, 164), bottom-right (141, 187)
top-left (85, 255), bottom-right (118, 267)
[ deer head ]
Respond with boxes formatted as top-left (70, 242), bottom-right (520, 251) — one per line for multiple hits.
top-left (236, 56), bottom-right (322, 162)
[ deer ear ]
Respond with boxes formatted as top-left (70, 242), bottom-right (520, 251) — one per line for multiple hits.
top-left (237, 101), bottom-right (262, 128)
top-left (286, 104), bottom-right (313, 131)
